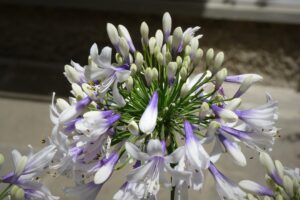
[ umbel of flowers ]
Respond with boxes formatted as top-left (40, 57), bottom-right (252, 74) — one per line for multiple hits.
top-left (0, 12), bottom-right (296, 200)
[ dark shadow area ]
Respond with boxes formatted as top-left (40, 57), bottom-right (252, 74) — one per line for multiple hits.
top-left (0, 2), bottom-right (299, 99)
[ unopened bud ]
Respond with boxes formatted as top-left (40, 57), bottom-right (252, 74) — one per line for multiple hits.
top-left (179, 67), bottom-right (188, 81)
top-left (148, 37), bottom-right (156, 55)
top-left (10, 185), bottom-right (19, 196)
top-left (156, 52), bottom-right (164, 65)
top-left (172, 27), bottom-right (183, 52)
top-left (214, 51), bottom-right (224, 70)
top-left (154, 46), bottom-right (160, 57)
top-left (130, 64), bottom-right (137, 75)
top-left (14, 187), bottom-right (25, 200)
top-left (176, 56), bottom-right (182, 67)
top-left (135, 52), bottom-right (144, 69)
top-left (115, 53), bottom-right (123, 64)
top-left (155, 30), bottom-right (163, 49)
top-left (64, 65), bottom-right (80, 84)
top-left (275, 160), bottom-right (284, 179)
top-left (185, 45), bottom-right (191, 56)
top-left (263, 197), bottom-right (272, 200)
top-left (247, 194), bottom-right (258, 200)
top-left (107, 23), bottom-right (120, 47)
top-left (190, 38), bottom-right (199, 54)
top-left (275, 194), bottom-right (284, 200)
top-left (199, 102), bottom-right (210, 119)
top-left (193, 48), bottom-right (204, 66)
top-left (128, 120), bottom-right (139, 136)
top-left (126, 76), bottom-right (133, 92)
top-left (260, 152), bottom-right (275, 175)
top-left (0, 153), bottom-right (4, 166)
top-left (118, 25), bottom-right (135, 52)
top-left (71, 83), bottom-right (85, 98)
top-left (180, 83), bottom-right (189, 97)
top-left (283, 175), bottom-right (294, 197)
top-left (165, 52), bottom-right (172, 64)
top-left (56, 98), bottom-right (70, 112)
top-left (140, 22), bottom-right (149, 46)
top-left (119, 37), bottom-right (129, 59)
top-left (144, 68), bottom-right (153, 86)
top-left (183, 33), bottom-right (192, 48)
top-left (162, 12), bottom-right (172, 38)
top-left (215, 68), bottom-right (227, 89)
top-left (167, 62), bottom-right (178, 82)
top-left (152, 68), bottom-right (158, 81)
top-left (206, 48), bottom-right (214, 65)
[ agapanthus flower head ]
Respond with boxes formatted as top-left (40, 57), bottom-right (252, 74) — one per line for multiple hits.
top-left (0, 12), bottom-right (283, 200)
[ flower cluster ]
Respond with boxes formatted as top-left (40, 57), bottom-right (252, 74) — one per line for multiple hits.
top-left (0, 12), bottom-right (287, 200)
top-left (240, 152), bottom-right (300, 200)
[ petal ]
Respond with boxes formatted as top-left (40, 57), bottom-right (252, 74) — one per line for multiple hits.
top-left (139, 91), bottom-right (158, 134)
top-left (94, 153), bottom-right (118, 184)
top-left (147, 139), bottom-right (163, 157)
top-left (112, 82), bottom-right (126, 107)
top-left (218, 134), bottom-right (246, 167)
top-left (165, 147), bottom-right (184, 163)
top-left (239, 180), bottom-right (274, 197)
top-left (127, 161), bottom-right (154, 182)
top-left (210, 139), bottom-right (224, 163)
top-left (125, 142), bottom-right (150, 161)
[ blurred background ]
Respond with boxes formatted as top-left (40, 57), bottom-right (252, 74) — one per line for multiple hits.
top-left (0, 0), bottom-right (299, 199)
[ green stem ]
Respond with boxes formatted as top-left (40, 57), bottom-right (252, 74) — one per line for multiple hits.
top-left (0, 184), bottom-right (12, 200)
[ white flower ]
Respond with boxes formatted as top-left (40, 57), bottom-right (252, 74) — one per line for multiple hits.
top-left (125, 139), bottom-right (189, 197)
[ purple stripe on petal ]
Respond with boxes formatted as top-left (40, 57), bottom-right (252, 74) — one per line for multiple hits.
top-left (64, 118), bottom-right (81, 133)
top-left (270, 172), bottom-right (283, 186)
top-left (257, 185), bottom-right (274, 197)
top-left (102, 110), bottom-right (114, 118)
top-left (1, 172), bottom-right (16, 184)
top-left (161, 140), bottom-right (166, 155)
top-left (149, 91), bottom-right (159, 110)
top-left (218, 133), bottom-right (234, 149)
top-left (184, 120), bottom-right (194, 143)
top-left (76, 97), bottom-right (92, 110)
top-left (107, 114), bottom-right (120, 125)
top-left (220, 126), bottom-right (251, 140)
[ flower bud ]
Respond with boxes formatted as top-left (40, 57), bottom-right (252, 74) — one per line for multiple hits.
top-left (247, 194), bottom-right (258, 200)
top-left (193, 48), bottom-right (204, 66)
top-left (180, 83), bottom-right (189, 97)
top-left (215, 68), bottom-right (227, 89)
top-left (140, 21), bottom-right (149, 46)
top-left (162, 12), bottom-right (172, 38)
top-left (167, 62), bottom-right (178, 83)
top-left (14, 187), bottom-right (25, 200)
top-left (274, 160), bottom-right (284, 179)
top-left (156, 52), bottom-right (164, 65)
top-left (119, 37), bottom-right (129, 59)
top-left (0, 153), bottom-right (4, 167)
top-left (183, 33), bottom-right (191, 48)
top-left (167, 35), bottom-right (173, 47)
top-left (199, 102), bottom-right (210, 119)
top-left (293, 177), bottom-right (299, 192)
top-left (145, 68), bottom-right (153, 86)
top-left (206, 48), bottom-right (214, 65)
top-left (115, 53), bottom-right (123, 64)
top-left (260, 152), bottom-right (275, 175)
top-left (165, 52), bottom-right (172, 64)
top-left (176, 56), bottom-right (182, 67)
top-left (179, 67), bottom-right (188, 81)
top-left (118, 24), bottom-right (135, 52)
top-left (128, 120), bottom-right (139, 136)
top-left (283, 175), bottom-right (294, 197)
top-left (64, 64), bottom-right (80, 84)
top-left (56, 98), bottom-right (70, 112)
top-left (11, 185), bottom-right (19, 196)
top-left (135, 52), bottom-right (144, 69)
top-left (190, 37), bottom-right (199, 54)
top-left (130, 64), bottom-right (137, 75)
top-left (155, 30), bottom-right (163, 49)
top-left (107, 23), bottom-right (120, 47)
top-left (214, 51), bottom-right (224, 70)
top-left (275, 195), bottom-right (284, 200)
top-left (152, 68), bottom-right (158, 81)
top-left (126, 76), bottom-right (134, 92)
top-left (172, 27), bottom-right (183, 52)
top-left (148, 37), bottom-right (156, 55)
top-left (71, 83), bottom-right (85, 98)
top-left (185, 45), bottom-right (191, 56)
top-left (154, 46), bottom-right (161, 57)
top-left (263, 196), bottom-right (272, 200)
